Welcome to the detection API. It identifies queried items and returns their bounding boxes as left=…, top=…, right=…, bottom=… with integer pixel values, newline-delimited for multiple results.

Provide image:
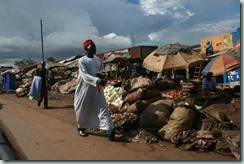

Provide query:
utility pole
left=40, top=19, right=44, bottom=61
left=130, top=33, right=135, bottom=47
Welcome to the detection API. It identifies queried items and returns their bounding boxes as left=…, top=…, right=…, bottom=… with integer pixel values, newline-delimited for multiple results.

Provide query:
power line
left=42, top=24, right=82, bottom=54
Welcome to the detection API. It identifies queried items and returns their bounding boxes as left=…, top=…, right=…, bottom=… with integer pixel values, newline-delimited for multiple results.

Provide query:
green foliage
left=192, top=94, right=208, bottom=106
left=46, top=57, right=56, bottom=62
left=14, top=57, right=37, bottom=68
left=86, top=128, right=107, bottom=137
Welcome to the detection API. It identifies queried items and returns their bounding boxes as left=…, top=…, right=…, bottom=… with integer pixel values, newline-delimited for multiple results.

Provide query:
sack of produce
left=158, top=106, right=196, bottom=141
left=126, top=97, right=161, bottom=114
left=124, top=88, right=161, bottom=105
left=139, top=99, right=173, bottom=129
left=126, top=101, right=147, bottom=114
left=124, top=88, right=145, bottom=104
left=130, top=76, right=154, bottom=91
left=141, top=88, right=161, bottom=100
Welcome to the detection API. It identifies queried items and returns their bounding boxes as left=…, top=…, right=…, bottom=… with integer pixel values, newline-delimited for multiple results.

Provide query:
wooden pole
left=186, top=67, right=189, bottom=82
left=40, top=19, right=44, bottom=61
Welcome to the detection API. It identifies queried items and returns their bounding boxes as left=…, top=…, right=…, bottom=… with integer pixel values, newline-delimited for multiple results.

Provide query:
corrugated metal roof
left=155, top=43, right=191, bottom=55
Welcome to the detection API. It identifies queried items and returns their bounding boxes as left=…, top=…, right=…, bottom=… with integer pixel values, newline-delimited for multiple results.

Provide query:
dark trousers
left=38, top=86, right=48, bottom=107
left=206, top=48, right=213, bottom=55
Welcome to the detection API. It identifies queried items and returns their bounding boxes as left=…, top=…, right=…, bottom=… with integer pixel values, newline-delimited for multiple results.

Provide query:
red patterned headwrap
left=83, top=39, right=94, bottom=48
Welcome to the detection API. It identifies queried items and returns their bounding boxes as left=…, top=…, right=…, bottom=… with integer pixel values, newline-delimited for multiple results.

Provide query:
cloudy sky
left=0, top=0, right=241, bottom=67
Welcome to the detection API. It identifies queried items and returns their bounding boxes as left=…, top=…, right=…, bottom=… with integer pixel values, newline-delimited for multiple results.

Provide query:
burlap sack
left=139, top=99, right=173, bottom=129
left=124, top=88, right=145, bottom=104
left=126, top=97, right=161, bottom=114
left=124, top=88, right=161, bottom=105
left=130, top=76, right=154, bottom=91
left=158, top=106, right=196, bottom=141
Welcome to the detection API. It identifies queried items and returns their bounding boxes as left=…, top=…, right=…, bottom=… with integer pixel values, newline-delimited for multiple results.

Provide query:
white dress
left=74, top=55, right=114, bottom=131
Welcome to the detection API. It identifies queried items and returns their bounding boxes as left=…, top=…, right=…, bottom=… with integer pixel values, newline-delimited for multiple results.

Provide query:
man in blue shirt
left=205, top=41, right=214, bottom=55
left=202, top=72, right=217, bottom=90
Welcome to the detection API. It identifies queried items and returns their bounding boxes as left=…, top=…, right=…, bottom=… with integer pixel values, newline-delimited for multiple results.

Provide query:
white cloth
left=29, top=76, right=42, bottom=99
left=157, top=73, right=163, bottom=79
left=74, top=56, right=114, bottom=131
left=202, top=78, right=217, bottom=89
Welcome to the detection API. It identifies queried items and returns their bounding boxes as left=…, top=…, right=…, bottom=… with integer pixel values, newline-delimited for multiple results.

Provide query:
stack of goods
left=109, top=76, right=164, bottom=134
left=119, top=76, right=161, bottom=114
left=180, top=82, right=194, bottom=91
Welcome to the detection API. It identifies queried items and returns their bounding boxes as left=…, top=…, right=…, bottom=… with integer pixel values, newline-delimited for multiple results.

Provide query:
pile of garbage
left=15, top=66, right=78, bottom=97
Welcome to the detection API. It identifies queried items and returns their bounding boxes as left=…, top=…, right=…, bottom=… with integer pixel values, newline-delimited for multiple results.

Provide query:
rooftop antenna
left=40, top=19, right=44, bottom=61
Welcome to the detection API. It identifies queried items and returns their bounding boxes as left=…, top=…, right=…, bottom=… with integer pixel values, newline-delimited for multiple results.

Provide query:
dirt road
left=0, top=92, right=237, bottom=160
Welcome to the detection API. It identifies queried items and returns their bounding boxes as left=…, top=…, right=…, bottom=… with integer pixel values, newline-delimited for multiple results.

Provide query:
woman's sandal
left=77, top=128, right=89, bottom=137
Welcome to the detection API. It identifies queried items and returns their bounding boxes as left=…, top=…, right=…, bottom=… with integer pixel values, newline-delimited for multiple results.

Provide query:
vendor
left=202, top=72, right=217, bottom=90
left=205, top=41, right=214, bottom=55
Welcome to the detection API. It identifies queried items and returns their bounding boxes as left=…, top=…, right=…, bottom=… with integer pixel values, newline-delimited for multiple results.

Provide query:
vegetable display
left=104, top=85, right=127, bottom=107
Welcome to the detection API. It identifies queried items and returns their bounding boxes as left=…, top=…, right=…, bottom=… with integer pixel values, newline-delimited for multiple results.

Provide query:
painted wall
left=200, top=33, right=233, bottom=55
left=200, top=27, right=240, bottom=55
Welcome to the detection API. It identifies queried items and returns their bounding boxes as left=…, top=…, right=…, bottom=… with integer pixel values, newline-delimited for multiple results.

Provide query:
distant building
left=189, top=44, right=201, bottom=53
left=98, top=45, right=158, bottom=63
left=128, top=45, right=158, bottom=60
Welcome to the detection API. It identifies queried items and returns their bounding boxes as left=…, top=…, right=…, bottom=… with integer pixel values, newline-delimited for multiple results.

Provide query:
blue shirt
left=206, top=43, right=214, bottom=52
left=202, top=78, right=217, bottom=89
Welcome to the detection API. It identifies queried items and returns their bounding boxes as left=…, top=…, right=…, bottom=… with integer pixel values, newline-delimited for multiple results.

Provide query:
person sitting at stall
left=202, top=72, right=217, bottom=91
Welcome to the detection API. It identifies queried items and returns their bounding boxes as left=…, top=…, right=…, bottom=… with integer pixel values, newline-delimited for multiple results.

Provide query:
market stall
left=143, top=43, right=204, bottom=81
left=103, top=49, right=131, bottom=80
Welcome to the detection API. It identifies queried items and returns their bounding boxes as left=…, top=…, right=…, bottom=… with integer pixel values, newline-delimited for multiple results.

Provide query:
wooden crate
left=229, top=81, right=240, bottom=88
left=181, top=82, right=194, bottom=91
left=216, top=83, right=230, bottom=90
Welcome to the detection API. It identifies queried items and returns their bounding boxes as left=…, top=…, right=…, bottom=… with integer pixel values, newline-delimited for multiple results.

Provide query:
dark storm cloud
left=0, top=0, right=240, bottom=67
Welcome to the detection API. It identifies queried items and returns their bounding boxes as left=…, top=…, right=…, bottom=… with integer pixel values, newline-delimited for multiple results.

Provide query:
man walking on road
left=35, top=61, right=49, bottom=109
left=74, top=39, right=122, bottom=141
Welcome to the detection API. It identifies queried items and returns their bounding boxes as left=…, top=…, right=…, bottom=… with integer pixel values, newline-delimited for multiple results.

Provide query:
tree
left=46, top=57, right=56, bottom=62
left=14, top=57, right=37, bottom=68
